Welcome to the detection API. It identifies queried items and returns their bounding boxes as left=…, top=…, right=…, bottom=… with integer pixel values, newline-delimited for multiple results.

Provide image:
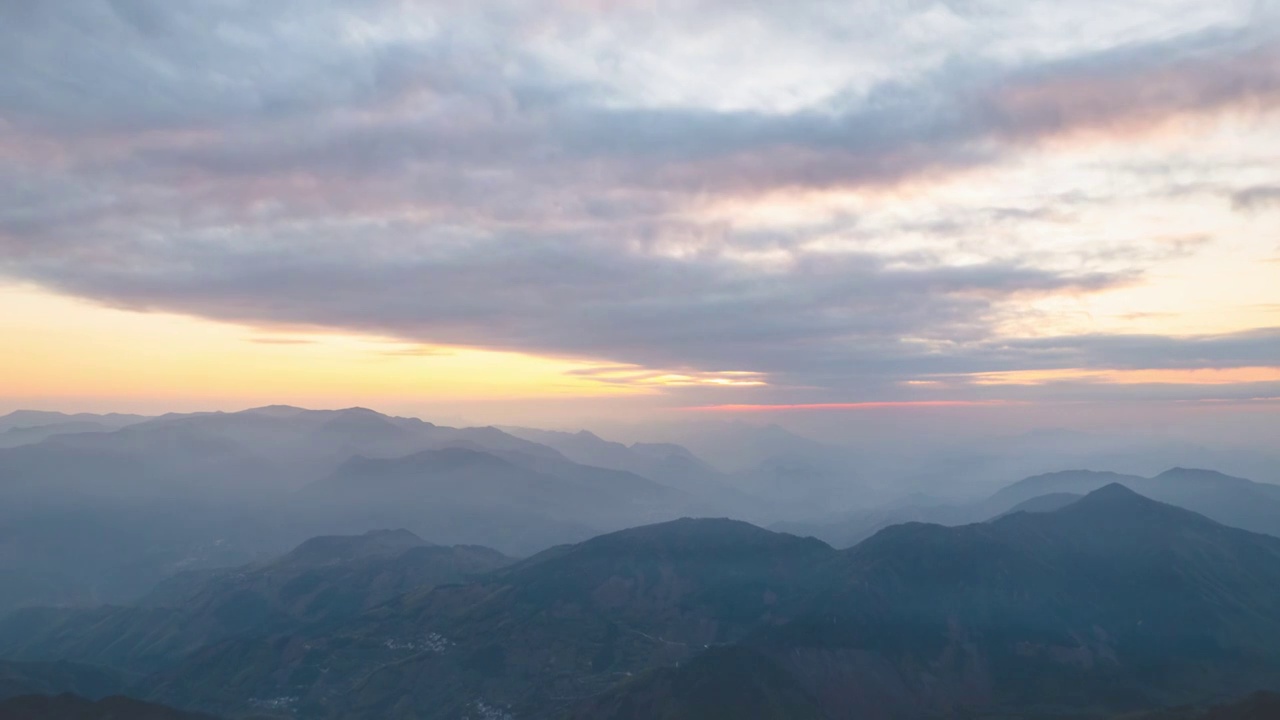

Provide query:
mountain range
left=0, top=530, right=510, bottom=675
left=778, top=467, right=1280, bottom=548
left=5, top=484, right=1280, bottom=718
left=0, top=407, right=726, bottom=612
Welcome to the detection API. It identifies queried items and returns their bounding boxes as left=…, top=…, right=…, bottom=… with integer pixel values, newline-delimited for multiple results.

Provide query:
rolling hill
left=756, top=484, right=1280, bottom=718
left=0, top=530, right=511, bottom=674
left=138, top=518, right=837, bottom=718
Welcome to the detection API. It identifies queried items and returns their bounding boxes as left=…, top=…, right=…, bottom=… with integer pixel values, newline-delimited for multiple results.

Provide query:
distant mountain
left=780, top=467, right=1280, bottom=547
left=0, top=662, right=125, bottom=703
left=297, top=447, right=701, bottom=554
left=0, top=530, right=511, bottom=673
left=619, top=421, right=886, bottom=512
left=0, top=423, right=122, bottom=450
left=756, top=485, right=1280, bottom=718
left=989, top=470, right=1147, bottom=507
left=0, top=411, right=148, bottom=434
left=654, top=422, right=837, bottom=473
left=138, top=518, right=837, bottom=718
left=772, top=502, right=979, bottom=549
left=991, top=468, right=1280, bottom=537
left=0, top=407, right=571, bottom=612
left=498, top=427, right=747, bottom=504
left=0, top=411, right=150, bottom=450
left=0, top=693, right=216, bottom=720
left=0, top=406, right=568, bottom=500
left=991, top=492, right=1083, bottom=518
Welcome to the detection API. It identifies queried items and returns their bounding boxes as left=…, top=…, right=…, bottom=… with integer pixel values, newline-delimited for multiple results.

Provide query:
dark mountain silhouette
left=0, top=693, right=216, bottom=720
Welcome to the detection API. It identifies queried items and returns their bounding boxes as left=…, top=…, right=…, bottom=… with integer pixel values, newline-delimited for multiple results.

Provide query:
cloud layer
left=2, top=0, right=1278, bottom=403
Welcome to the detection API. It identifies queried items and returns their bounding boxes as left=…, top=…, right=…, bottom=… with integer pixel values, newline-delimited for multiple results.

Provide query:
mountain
left=0, top=662, right=125, bottom=703
left=989, top=470, right=1147, bottom=508
left=0, top=693, right=217, bottom=720
left=566, top=645, right=825, bottom=720
left=0, top=530, right=512, bottom=674
left=781, top=466, right=1280, bottom=548
left=248, top=528, right=431, bottom=569
left=991, top=492, right=1083, bottom=518
left=0, top=407, right=570, bottom=612
left=991, top=468, right=1280, bottom=537
left=297, top=447, right=701, bottom=554
left=772, top=501, right=979, bottom=549
left=137, top=518, right=837, bottom=718
left=651, top=422, right=836, bottom=474
left=754, top=484, right=1280, bottom=718
left=0, top=406, right=568, bottom=500
left=0, top=423, right=129, bottom=450
left=498, top=427, right=745, bottom=503
left=627, top=421, right=886, bottom=513
left=0, top=411, right=147, bottom=435
left=142, top=489, right=1280, bottom=719
left=137, top=529, right=508, bottom=621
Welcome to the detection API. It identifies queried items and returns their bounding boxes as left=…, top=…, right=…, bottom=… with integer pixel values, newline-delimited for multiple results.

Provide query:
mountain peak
left=1078, top=482, right=1143, bottom=502
left=278, top=528, right=431, bottom=567
left=1056, top=482, right=1206, bottom=526
left=239, top=404, right=308, bottom=416
left=577, top=517, right=828, bottom=556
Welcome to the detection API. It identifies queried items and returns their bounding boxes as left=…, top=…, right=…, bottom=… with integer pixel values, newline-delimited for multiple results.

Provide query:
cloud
left=0, top=1, right=1277, bottom=403
left=1232, top=185, right=1280, bottom=211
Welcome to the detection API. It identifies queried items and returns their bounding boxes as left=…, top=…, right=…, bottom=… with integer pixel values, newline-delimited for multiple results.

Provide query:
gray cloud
left=1, top=1, right=1278, bottom=401
left=1232, top=185, right=1280, bottom=211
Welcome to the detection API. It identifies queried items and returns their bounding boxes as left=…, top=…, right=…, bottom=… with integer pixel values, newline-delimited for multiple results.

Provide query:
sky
left=1, top=0, right=1278, bottom=430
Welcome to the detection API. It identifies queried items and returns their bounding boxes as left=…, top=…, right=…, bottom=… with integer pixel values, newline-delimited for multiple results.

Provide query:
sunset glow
left=0, top=0, right=1276, bottom=424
